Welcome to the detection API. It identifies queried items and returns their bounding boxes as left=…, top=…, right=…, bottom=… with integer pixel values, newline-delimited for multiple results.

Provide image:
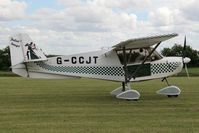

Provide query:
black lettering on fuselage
left=57, top=57, right=62, bottom=64
left=86, top=57, right=91, bottom=64
left=93, top=56, right=98, bottom=64
left=71, top=57, right=77, bottom=64
left=64, top=59, right=69, bottom=62
left=79, top=56, right=84, bottom=64
left=70, top=56, right=98, bottom=64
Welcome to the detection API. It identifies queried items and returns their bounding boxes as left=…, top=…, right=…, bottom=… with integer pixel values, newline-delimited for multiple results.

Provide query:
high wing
left=112, top=33, right=178, bottom=49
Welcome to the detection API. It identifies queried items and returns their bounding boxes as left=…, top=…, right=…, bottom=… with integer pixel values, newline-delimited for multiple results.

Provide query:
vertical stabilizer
left=9, top=34, right=24, bottom=66
left=9, top=33, right=47, bottom=77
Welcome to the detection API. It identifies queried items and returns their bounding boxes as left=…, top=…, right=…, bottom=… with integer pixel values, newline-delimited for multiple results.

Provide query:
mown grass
left=0, top=77, right=199, bottom=133
left=0, top=71, right=18, bottom=77
left=175, top=67, right=199, bottom=77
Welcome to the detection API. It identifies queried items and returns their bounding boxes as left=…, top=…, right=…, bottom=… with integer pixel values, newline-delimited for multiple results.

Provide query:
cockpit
left=116, top=47, right=162, bottom=65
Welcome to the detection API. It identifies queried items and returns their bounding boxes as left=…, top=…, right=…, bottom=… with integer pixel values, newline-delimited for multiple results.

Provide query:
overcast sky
left=0, top=0, right=199, bottom=55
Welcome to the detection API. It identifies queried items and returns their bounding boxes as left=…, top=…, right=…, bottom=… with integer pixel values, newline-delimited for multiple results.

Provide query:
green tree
left=161, top=44, right=199, bottom=67
left=0, top=46, right=58, bottom=71
left=0, top=46, right=11, bottom=71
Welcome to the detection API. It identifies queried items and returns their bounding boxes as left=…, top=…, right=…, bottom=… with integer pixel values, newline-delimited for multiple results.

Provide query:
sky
left=0, top=0, right=199, bottom=55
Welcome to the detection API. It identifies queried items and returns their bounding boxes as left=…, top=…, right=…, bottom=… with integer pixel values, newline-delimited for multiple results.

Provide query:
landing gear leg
left=110, top=46, right=140, bottom=100
left=111, top=82, right=140, bottom=100
left=162, top=77, right=170, bottom=86
left=122, top=82, right=125, bottom=92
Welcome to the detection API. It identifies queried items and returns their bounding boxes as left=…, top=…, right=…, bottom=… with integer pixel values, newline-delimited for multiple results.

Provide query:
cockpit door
left=127, top=63, right=151, bottom=78
left=116, top=47, right=162, bottom=78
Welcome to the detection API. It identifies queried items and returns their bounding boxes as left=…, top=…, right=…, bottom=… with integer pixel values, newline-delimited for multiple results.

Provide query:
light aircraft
left=9, top=33, right=191, bottom=100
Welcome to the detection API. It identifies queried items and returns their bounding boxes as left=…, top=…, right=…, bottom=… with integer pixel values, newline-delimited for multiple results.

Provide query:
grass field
left=0, top=76, right=199, bottom=133
left=176, top=67, right=199, bottom=77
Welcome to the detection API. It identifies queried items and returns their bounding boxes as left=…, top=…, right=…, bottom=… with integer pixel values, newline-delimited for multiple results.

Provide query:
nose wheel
left=157, top=77, right=181, bottom=97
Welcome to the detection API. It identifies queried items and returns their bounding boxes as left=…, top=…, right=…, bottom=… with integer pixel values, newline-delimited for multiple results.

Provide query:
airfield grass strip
left=0, top=71, right=18, bottom=77
left=0, top=77, right=199, bottom=133
left=174, top=67, right=199, bottom=77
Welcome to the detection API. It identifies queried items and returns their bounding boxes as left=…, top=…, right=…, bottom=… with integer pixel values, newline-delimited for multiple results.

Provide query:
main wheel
left=167, top=95, right=178, bottom=98
left=126, top=99, right=138, bottom=101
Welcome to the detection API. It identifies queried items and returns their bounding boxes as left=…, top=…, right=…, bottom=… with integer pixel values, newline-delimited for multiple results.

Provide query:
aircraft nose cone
left=183, top=57, right=191, bottom=64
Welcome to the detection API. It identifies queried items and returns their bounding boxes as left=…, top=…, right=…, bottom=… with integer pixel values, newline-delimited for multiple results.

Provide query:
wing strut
left=130, top=42, right=161, bottom=80
left=122, top=46, right=129, bottom=91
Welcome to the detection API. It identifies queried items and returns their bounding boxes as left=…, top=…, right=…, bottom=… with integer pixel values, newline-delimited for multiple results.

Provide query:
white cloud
left=58, top=0, right=84, bottom=7
left=147, top=6, right=194, bottom=34
left=0, top=22, right=12, bottom=48
left=107, top=0, right=152, bottom=10
left=181, top=0, right=199, bottom=21
left=0, top=0, right=27, bottom=21
left=25, top=0, right=141, bottom=55
left=29, top=1, right=138, bottom=33
left=1, top=0, right=199, bottom=55
left=29, top=8, right=66, bottom=20
left=148, top=7, right=183, bottom=27
left=58, top=0, right=152, bottom=11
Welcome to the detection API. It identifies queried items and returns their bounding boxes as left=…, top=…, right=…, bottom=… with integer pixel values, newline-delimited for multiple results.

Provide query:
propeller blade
left=182, top=36, right=190, bottom=79
left=183, top=36, right=186, bottom=58
left=184, top=64, right=190, bottom=79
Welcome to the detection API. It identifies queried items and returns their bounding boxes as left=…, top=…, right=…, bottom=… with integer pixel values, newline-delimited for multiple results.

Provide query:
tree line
left=0, top=44, right=199, bottom=71
left=161, top=44, right=199, bottom=67
left=0, top=46, right=10, bottom=71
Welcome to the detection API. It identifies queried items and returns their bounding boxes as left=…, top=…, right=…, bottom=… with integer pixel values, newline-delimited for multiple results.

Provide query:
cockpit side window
left=150, top=49, right=163, bottom=61
left=116, top=47, right=162, bottom=65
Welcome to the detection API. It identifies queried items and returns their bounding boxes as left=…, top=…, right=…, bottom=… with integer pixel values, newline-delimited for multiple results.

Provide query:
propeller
left=182, top=36, right=191, bottom=78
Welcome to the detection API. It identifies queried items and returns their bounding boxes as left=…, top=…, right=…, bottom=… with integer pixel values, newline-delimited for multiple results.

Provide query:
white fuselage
left=26, top=49, right=183, bottom=82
